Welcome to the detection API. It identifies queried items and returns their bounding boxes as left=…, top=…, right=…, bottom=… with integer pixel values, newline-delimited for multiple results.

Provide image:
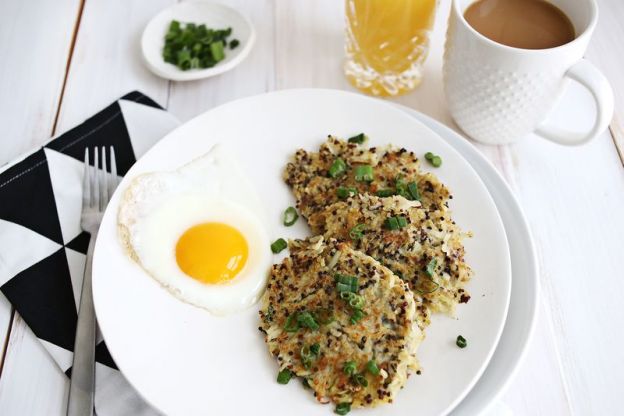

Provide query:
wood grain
left=0, top=0, right=623, bottom=415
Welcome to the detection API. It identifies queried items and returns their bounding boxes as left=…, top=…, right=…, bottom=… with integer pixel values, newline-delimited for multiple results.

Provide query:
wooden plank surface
left=1, top=0, right=623, bottom=415
left=0, top=0, right=82, bottom=397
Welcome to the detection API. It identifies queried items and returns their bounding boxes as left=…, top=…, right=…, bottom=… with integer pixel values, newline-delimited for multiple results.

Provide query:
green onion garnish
left=229, top=39, right=240, bottom=49
left=283, top=314, right=299, bottom=332
left=354, top=165, right=374, bottom=182
left=297, top=311, right=320, bottom=330
left=335, top=403, right=351, bottom=415
left=395, top=176, right=409, bottom=199
left=456, top=335, right=467, bottom=348
left=283, top=206, right=298, bottom=226
left=340, top=292, right=365, bottom=309
left=425, top=258, right=437, bottom=277
left=385, top=216, right=399, bottom=230
left=366, top=360, right=380, bottom=375
left=271, top=238, right=287, bottom=253
left=277, top=369, right=293, bottom=384
left=397, top=216, right=408, bottom=228
left=425, top=152, right=442, bottom=167
left=310, top=343, right=321, bottom=355
left=347, top=133, right=368, bottom=144
left=352, top=373, right=368, bottom=387
left=349, top=224, right=366, bottom=240
left=350, top=308, right=366, bottom=324
left=415, top=278, right=440, bottom=294
left=407, top=181, right=421, bottom=201
left=337, top=186, right=358, bottom=199
left=343, top=361, right=357, bottom=376
left=376, top=188, right=395, bottom=197
left=301, top=345, right=314, bottom=369
left=163, top=21, right=234, bottom=70
left=335, top=274, right=358, bottom=293
left=329, top=157, right=347, bottom=178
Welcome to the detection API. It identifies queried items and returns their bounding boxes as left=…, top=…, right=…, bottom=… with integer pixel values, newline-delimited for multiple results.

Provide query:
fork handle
left=67, top=232, right=97, bottom=416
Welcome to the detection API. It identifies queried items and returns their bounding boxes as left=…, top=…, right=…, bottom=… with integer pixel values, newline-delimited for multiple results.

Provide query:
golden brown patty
left=259, top=237, right=425, bottom=408
left=284, top=136, right=450, bottom=233
left=309, top=194, right=473, bottom=315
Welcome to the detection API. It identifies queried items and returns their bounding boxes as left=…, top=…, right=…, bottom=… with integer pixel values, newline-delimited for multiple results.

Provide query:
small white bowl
left=141, top=1, right=255, bottom=81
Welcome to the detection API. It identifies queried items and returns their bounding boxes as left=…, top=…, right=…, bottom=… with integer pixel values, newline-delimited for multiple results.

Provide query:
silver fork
left=67, top=146, right=118, bottom=416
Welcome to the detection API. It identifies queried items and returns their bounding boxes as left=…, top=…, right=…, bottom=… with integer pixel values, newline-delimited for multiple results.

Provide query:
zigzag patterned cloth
left=0, top=91, right=178, bottom=415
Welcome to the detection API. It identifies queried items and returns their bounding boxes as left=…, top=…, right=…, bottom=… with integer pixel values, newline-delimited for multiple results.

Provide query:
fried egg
left=117, top=145, right=271, bottom=315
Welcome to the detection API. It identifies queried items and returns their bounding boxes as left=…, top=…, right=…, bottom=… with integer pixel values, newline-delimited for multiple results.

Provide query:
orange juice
left=345, top=0, right=437, bottom=96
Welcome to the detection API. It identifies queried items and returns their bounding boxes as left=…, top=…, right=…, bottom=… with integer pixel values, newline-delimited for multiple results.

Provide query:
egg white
left=117, top=145, right=271, bottom=315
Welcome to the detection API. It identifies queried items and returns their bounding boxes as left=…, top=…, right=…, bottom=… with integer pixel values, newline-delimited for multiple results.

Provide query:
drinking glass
left=345, top=0, right=437, bottom=97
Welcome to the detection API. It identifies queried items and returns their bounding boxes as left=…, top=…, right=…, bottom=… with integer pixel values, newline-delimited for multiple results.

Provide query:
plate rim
left=399, top=106, right=540, bottom=415
left=93, top=88, right=514, bottom=415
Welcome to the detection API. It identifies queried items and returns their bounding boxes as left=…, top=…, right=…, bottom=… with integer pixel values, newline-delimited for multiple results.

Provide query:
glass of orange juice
left=344, top=0, right=437, bottom=97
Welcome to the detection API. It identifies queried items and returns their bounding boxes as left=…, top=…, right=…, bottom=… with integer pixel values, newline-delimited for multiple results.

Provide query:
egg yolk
left=175, top=223, right=248, bottom=284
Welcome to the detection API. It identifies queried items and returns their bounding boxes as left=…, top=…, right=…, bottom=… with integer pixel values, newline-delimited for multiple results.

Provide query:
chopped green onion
left=407, top=181, right=421, bottom=201
left=297, top=311, right=319, bottom=330
left=349, top=223, right=366, bottom=240
left=352, top=373, right=368, bottom=387
left=350, top=308, right=366, bottom=324
left=376, top=188, right=395, bottom=197
left=456, top=335, right=467, bottom=348
left=366, top=360, right=380, bottom=375
left=341, top=292, right=365, bottom=309
left=415, top=278, right=440, bottom=294
left=425, top=258, right=437, bottom=277
left=425, top=152, right=434, bottom=161
left=210, top=41, right=225, bottom=61
left=329, top=157, right=347, bottom=178
left=354, top=165, right=374, bottom=182
left=277, top=369, right=293, bottom=384
left=335, top=274, right=358, bottom=293
left=395, top=176, right=409, bottom=199
left=283, top=314, right=299, bottom=332
left=385, top=216, right=399, bottom=230
left=384, top=216, right=407, bottom=230
left=163, top=21, right=234, bottom=71
left=301, top=343, right=320, bottom=369
left=397, top=216, right=408, bottom=228
left=271, top=238, right=287, bottom=253
left=229, top=39, right=240, bottom=49
left=337, top=186, right=358, bottom=199
left=335, top=403, right=351, bottom=415
left=431, top=155, right=442, bottom=167
left=313, top=307, right=334, bottom=324
left=343, top=361, right=357, bottom=375
left=283, top=207, right=298, bottom=226
left=347, top=133, right=368, bottom=144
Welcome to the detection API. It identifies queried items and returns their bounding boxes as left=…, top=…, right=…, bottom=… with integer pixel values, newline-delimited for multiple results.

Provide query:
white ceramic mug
left=443, top=0, right=614, bottom=146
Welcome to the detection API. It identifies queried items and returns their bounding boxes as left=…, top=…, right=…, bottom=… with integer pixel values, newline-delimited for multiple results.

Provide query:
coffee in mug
left=443, top=0, right=614, bottom=146
left=464, top=0, right=575, bottom=50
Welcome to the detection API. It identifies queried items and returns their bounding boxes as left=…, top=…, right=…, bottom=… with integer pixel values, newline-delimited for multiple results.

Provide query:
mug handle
left=536, top=59, right=614, bottom=146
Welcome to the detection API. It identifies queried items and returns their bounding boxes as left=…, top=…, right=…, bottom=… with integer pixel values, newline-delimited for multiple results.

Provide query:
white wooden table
left=1, top=1, right=623, bottom=414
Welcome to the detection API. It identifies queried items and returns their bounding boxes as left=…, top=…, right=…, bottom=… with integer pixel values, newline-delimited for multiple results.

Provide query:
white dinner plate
left=93, top=89, right=511, bottom=416
left=400, top=107, right=539, bottom=416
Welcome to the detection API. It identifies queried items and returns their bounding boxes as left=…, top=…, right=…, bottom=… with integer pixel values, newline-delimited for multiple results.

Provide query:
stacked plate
left=93, top=89, right=538, bottom=415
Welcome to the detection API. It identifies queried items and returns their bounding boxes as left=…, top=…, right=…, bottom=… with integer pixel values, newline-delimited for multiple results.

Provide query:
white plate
left=400, top=108, right=539, bottom=416
left=141, top=1, right=255, bottom=81
left=92, top=89, right=511, bottom=416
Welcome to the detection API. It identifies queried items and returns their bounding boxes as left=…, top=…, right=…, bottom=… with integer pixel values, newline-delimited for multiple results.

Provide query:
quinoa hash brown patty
left=259, top=237, right=425, bottom=408
left=310, top=194, right=473, bottom=315
left=284, top=136, right=450, bottom=233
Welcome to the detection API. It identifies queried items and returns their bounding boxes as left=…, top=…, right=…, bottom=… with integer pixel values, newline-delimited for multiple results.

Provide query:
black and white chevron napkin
left=0, top=91, right=179, bottom=415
